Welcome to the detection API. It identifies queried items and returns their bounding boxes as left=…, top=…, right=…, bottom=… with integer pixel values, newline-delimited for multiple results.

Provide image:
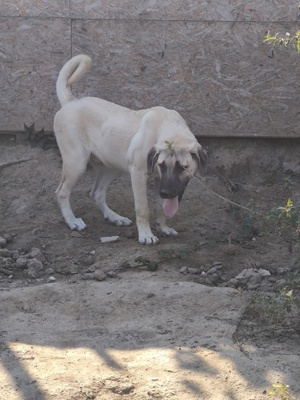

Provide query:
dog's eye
left=158, top=161, right=166, bottom=170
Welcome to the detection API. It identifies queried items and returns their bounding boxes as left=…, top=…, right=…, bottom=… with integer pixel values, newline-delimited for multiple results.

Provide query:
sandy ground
left=0, top=137, right=300, bottom=399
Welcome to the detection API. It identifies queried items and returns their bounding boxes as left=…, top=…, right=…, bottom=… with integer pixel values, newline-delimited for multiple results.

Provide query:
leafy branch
left=264, top=31, right=300, bottom=53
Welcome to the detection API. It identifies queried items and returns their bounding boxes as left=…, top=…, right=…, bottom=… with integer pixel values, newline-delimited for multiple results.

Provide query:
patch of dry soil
left=0, top=137, right=300, bottom=399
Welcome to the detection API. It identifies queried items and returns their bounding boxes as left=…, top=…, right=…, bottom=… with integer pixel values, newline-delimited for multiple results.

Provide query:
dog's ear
left=191, top=144, right=208, bottom=172
left=147, top=147, right=159, bottom=175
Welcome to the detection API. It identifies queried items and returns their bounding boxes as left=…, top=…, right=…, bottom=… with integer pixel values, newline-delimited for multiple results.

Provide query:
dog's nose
left=160, top=189, right=176, bottom=199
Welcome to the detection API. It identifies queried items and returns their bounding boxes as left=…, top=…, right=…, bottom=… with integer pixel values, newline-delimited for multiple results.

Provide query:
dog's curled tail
left=56, top=54, right=92, bottom=107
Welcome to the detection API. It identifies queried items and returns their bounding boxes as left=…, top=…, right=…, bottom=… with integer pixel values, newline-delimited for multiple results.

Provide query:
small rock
left=29, top=247, right=45, bottom=261
left=3, top=234, right=13, bottom=242
left=55, top=260, right=78, bottom=274
left=106, top=270, right=118, bottom=278
left=1, top=257, right=13, bottom=268
left=0, top=249, right=12, bottom=257
left=100, top=236, right=120, bottom=244
left=83, top=255, right=96, bottom=266
left=224, top=244, right=237, bottom=256
left=47, top=276, right=57, bottom=282
left=227, top=278, right=239, bottom=288
left=27, top=258, right=44, bottom=278
left=234, top=267, right=270, bottom=290
left=16, top=257, right=28, bottom=269
left=258, top=268, right=271, bottom=277
left=0, top=237, right=7, bottom=248
left=207, top=266, right=216, bottom=274
left=81, top=272, right=95, bottom=280
left=188, top=267, right=200, bottom=274
left=207, top=273, right=220, bottom=284
left=247, top=283, right=259, bottom=290
left=12, top=252, right=20, bottom=260
left=45, top=267, right=55, bottom=274
left=179, top=266, right=199, bottom=274
left=248, top=274, right=262, bottom=287
left=94, top=270, right=106, bottom=281
left=235, top=268, right=257, bottom=280
left=179, top=266, right=188, bottom=274
left=213, top=261, right=223, bottom=267
left=27, top=257, right=43, bottom=269
left=85, top=265, right=96, bottom=273
left=147, top=261, right=158, bottom=271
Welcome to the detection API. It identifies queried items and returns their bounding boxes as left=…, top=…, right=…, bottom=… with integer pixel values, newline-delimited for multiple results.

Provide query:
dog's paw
left=115, top=217, right=133, bottom=227
left=104, top=211, right=133, bottom=227
left=138, top=234, right=159, bottom=245
left=68, top=218, right=87, bottom=231
left=157, top=225, right=178, bottom=237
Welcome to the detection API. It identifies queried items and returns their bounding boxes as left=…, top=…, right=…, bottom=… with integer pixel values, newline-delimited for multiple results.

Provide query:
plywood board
left=0, top=1, right=299, bottom=136
left=0, top=17, right=71, bottom=131
left=72, top=19, right=300, bottom=137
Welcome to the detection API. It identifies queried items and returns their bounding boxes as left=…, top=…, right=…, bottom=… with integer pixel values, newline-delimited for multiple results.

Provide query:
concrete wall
left=0, top=1, right=299, bottom=137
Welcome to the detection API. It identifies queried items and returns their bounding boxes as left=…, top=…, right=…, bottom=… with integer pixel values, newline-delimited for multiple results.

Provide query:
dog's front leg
left=130, top=169, right=159, bottom=245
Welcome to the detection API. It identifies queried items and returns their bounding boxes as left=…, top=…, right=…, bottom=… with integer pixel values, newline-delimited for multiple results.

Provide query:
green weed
left=265, top=30, right=300, bottom=53
left=268, top=383, right=297, bottom=400
left=21, top=123, right=57, bottom=150
left=265, top=199, right=300, bottom=247
left=253, top=288, right=299, bottom=323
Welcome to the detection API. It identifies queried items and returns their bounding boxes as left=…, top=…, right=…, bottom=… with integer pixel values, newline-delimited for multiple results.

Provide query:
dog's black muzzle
left=159, top=176, right=190, bottom=202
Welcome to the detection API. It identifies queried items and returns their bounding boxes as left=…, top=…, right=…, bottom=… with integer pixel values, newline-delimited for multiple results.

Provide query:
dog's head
left=147, top=141, right=207, bottom=203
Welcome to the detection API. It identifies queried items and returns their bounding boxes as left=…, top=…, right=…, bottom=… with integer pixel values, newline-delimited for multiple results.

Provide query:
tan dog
left=54, top=54, right=207, bottom=245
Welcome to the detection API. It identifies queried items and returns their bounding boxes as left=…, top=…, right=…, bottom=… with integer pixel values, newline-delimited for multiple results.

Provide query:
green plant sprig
left=264, top=31, right=300, bottom=53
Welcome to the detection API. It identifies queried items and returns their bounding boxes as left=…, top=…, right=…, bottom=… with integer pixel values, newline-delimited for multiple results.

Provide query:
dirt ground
left=0, top=135, right=300, bottom=399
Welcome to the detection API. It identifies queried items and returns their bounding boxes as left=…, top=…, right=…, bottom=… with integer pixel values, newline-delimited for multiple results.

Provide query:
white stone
left=100, top=236, right=120, bottom=243
left=258, top=268, right=271, bottom=277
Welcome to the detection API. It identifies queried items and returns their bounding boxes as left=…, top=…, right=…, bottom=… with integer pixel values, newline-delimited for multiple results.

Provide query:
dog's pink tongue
left=163, top=196, right=179, bottom=218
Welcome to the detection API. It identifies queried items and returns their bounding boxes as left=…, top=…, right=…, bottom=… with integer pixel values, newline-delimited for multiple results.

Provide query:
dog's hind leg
left=56, top=159, right=88, bottom=231
left=91, top=167, right=133, bottom=227
left=153, top=177, right=178, bottom=237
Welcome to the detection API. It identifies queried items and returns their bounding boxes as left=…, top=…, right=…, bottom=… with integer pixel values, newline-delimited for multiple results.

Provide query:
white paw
left=68, top=218, right=86, bottom=231
left=105, top=211, right=133, bottom=227
left=138, top=233, right=159, bottom=245
left=115, top=217, right=133, bottom=227
left=157, top=225, right=178, bottom=237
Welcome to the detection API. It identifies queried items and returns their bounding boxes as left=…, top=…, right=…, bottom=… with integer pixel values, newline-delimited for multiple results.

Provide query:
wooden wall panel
left=70, top=0, right=296, bottom=21
left=0, top=17, right=71, bottom=131
left=72, top=19, right=300, bottom=137
left=0, top=0, right=69, bottom=17
left=0, top=1, right=299, bottom=136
